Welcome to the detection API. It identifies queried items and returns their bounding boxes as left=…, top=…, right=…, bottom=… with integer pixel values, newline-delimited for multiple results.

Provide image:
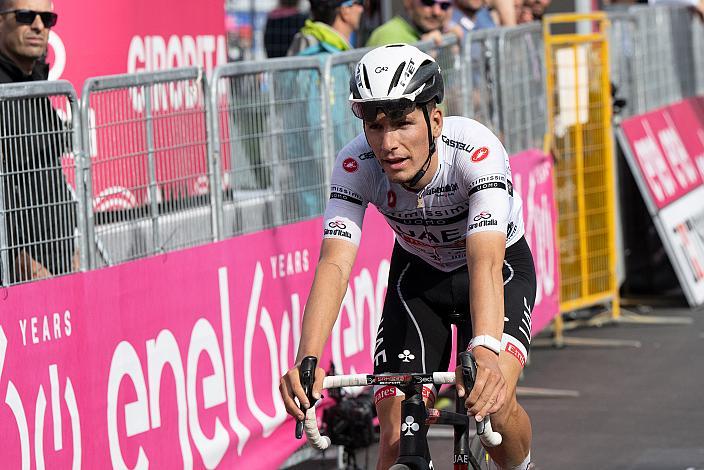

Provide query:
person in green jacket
left=287, top=0, right=364, bottom=56
left=366, top=0, right=456, bottom=46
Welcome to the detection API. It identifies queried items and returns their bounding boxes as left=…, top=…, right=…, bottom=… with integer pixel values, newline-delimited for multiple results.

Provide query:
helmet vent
left=387, top=61, right=406, bottom=95
left=362, top=65, right=371, bottom=91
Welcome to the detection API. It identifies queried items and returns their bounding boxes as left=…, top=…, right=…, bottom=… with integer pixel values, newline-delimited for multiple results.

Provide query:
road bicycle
left=294, top=322, right=502, bottom=470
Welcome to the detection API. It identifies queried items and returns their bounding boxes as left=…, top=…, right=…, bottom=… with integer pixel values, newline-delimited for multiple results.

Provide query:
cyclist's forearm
left=468, top=260, right=505, bottom=341
left=295, top=258, right=352, bottom=362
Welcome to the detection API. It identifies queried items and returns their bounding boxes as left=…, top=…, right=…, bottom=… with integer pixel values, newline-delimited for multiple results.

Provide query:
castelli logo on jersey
left=343, top=158, right=359, bottom=173
left=387, top=190, right=397, bottom=208
left=471, top=147, right=489, bottom=162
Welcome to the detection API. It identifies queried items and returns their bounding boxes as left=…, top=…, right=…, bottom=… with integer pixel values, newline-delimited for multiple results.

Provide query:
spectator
left=264, top=0, right=308, bottom=58
left=515, top=0, right=533, bottom=23
left=0, top=0, right=77, bottom=283
left=451, top=0, right=496, bottom=32
left=523, top=0, right=550, bottom=21
left=287, top=0, right=364, bottom=55
left=365, top=0, right=455, bottom=46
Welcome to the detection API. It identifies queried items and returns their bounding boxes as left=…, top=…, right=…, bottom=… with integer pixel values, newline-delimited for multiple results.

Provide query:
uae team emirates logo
left=343, top=158, right=359, bottom=173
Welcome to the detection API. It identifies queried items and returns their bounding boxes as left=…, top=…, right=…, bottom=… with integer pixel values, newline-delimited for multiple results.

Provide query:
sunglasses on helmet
left=0, top=9, right=58, bottom=28
left=341, top=0, right=364, bottom=6
left=419, top=0, right=452, bottom=10
left=351, top=98, right=418, bottom=122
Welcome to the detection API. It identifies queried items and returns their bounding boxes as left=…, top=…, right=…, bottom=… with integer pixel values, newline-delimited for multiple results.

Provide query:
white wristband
left=468, top=335, right=502, bottom=355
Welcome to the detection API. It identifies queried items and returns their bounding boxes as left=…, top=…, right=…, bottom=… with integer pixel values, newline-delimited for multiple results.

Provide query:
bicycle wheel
left=469, top=434, right=497, bottom=470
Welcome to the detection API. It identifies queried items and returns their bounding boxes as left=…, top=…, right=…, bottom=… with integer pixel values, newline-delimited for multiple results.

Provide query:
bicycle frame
left=296, top=321, right=501, bottom=470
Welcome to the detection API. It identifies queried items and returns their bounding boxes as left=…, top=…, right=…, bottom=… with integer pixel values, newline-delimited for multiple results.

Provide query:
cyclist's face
left=363, top=106, right=443, bottom=186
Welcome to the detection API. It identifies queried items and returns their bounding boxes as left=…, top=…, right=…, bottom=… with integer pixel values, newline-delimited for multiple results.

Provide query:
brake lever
left=295, top=356, right=318, bottom=439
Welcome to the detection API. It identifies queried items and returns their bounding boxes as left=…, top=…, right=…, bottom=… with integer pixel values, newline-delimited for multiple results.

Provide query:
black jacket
left=0, top=53, right=76, bottom=282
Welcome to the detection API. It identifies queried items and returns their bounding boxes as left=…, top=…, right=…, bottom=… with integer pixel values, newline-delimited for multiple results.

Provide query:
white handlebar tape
left=479, top=418, right=502, bottom=447
left=322, top=374, right=369, bottom=388
left=303, top=406, right=331, bottom=450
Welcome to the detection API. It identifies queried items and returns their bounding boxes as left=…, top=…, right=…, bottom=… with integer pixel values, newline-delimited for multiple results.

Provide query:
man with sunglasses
left=366, top=0, right=455, bottom=47
left=0, top=0, right=77, bottom=283
left=287, top=0, right=364, bottom=55
left=281, top=44, right=536, bottom=470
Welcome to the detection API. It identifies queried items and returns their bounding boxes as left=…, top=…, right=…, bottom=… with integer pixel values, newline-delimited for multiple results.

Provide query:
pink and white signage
left=0, top=210, right=393, bottom=469
left=618, top=97, right=704, bottom=306
left=620, top=99, right=704, bottom=210
left=511, top=149, right=561, bottom=334
left=47, top=0, right=227, bottom=88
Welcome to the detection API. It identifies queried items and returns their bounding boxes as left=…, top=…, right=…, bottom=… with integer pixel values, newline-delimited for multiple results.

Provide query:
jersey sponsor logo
left=385, top=207, right=469, bottom=226
left=471, top=146, right=490, bottom=162
left=374, top=386, right=397, bottom=404
left=387, top=190, right=397, bottom=208
left=425, top=182, right=459, bottom=196
left=324, top=220, right=352, bottom=238
left=357, top=150, right=376, bottom=160
left=468, top=180, right=507, bottom=197
left=375, top=66, right=388, bottom=73
left=394, top=225, right=465, bottom=244
left=441, top=135, right=475, bottom=153
left=468, top=218, right=498, bottom=231
left=505, top=341, right=526, bottom=367
left=473, top=211, right=492, bottom=221
left=330, top=191, right=363, bottom=206
left=343, top=157, right=359, bottom=172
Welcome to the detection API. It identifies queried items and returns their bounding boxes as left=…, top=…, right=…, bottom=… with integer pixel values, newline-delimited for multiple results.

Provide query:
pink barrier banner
left=619, top=97, right=704, bottom=306
left=510, top=149, right=561, bottom=334
left=0, top=210, right=393, bottom=469
left=620, top=98, right=704, bottom=210
left=47, top=0, right=227, bottom=88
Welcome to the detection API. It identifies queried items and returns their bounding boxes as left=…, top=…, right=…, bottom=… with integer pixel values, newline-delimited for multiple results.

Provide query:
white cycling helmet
left=349, top=44, right=445, bottom=188
left=349, top=44, right=444, bottom=122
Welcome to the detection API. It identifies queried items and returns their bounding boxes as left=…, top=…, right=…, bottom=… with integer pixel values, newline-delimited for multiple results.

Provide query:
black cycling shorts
left=372, top=236, right=536, bottom=404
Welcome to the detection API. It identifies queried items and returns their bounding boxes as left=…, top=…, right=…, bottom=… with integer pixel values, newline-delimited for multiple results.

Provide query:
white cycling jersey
left=323, top=116, right=525, bottom=271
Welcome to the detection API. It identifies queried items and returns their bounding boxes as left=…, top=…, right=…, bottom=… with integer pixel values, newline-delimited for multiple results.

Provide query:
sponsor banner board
left=48, top=0, right=227, bottom=87
left=618, top=97, right=704, bottom=306
left=510, top=149, right=561, bottom=334
left=0, top=210, right=392, bottom=469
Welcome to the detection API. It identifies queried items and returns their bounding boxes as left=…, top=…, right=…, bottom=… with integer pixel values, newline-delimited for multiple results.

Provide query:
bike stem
left=395, top=384, right=433, bottom=470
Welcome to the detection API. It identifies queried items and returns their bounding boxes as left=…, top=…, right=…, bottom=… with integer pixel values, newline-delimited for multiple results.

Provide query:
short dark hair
left=309, top=0, right=341, bottom=25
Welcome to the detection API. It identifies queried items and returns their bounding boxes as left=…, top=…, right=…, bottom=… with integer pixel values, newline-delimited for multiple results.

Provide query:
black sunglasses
left=351, top=98, right=417, bottom=122
left=0, top=9, right=58, bottom=28
left=419, top=0, right=452, bottom=10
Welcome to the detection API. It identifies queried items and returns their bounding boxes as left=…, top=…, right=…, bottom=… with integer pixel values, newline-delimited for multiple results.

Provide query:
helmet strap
left=403, top=104, right=435, bottom=190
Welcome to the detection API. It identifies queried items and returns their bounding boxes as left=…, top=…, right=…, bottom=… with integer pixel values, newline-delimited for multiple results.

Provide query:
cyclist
left=280, top=44, right=536, bottom=470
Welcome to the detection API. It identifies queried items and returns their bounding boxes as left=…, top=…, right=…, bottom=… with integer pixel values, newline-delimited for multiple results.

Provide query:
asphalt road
left=288, top=301, right=704, bottom=470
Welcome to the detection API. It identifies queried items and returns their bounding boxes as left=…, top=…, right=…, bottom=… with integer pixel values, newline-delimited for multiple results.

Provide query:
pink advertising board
left=620, top=99, right=704, bottom=210
left=47, top=0, right=227, bottom=88
left=618, top=97, right=704, bottom=306
left=510, top=149, right=561, bottom=334
left=0, top=210, right=393, bottom=469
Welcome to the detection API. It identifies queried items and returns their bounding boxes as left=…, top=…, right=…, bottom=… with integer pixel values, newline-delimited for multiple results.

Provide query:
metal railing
left=81, top=68, right=213, bottom=268
left=0, top=4, right=702, bottom=286
left=0, top=80, right=86, bottom=285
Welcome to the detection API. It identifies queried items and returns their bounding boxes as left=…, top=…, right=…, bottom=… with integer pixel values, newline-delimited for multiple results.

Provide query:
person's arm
left=280, top=237, right=359, bottom=420
left=488, top=0, right=516, bottom=26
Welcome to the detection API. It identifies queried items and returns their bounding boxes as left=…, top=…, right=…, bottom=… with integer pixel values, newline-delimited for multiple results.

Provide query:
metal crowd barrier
left=1, top=5, right=703, bottom=287
left=81, top=67, right=214, bottom=268
left=209, top=57, right=331, bottom=239
left=0, top=80, right=86, bottom=286
left=497, top=22, right=547, bottom=154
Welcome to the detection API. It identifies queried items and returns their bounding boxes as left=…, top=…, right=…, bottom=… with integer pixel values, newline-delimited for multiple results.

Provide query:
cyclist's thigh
left=500, top=236, right=537, bottom=371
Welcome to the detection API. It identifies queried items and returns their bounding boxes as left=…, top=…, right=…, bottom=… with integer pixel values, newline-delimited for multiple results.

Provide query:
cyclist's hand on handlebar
left=455, top=347, right=506, bottom=422
left=279, top=365, right=326, bottom=420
